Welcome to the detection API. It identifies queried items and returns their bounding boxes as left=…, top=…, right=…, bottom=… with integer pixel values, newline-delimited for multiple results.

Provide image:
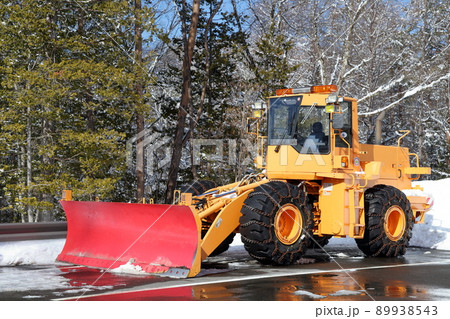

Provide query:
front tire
left=239, top=181, right=313, bottom=265
left=356, top=185, right=413, bottom=257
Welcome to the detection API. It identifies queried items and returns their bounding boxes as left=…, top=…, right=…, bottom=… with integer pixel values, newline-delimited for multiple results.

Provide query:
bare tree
left=135, top=0, right=146, bottom=203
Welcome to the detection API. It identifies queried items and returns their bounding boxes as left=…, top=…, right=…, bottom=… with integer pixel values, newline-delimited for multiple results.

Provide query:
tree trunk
left=135, top=0, right=145, bottom=203
left=40, top=115, right=53, bottom=222
left=165, top=0, right=201, bottom=204
left=26, top=105, right=33, bottom=222
left=78, top=6, right=96, bottom=132
left=188, top=0, right=222, bottom=181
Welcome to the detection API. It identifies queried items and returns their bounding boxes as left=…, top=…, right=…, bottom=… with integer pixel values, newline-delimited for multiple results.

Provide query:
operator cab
left=268, top=85, right=352, bottom=155
left=263, top=85, right=357, bottom=178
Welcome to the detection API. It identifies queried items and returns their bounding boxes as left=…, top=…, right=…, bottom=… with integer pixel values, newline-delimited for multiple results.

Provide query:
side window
left=334, top=101, right=352, bottom=148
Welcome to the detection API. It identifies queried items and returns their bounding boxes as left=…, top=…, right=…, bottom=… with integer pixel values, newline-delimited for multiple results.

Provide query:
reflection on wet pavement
left=1, top=246, right=450, bottom=301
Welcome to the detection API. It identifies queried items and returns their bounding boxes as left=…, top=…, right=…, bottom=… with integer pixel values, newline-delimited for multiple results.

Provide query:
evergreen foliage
left=0, top=0, right=156, bottom=221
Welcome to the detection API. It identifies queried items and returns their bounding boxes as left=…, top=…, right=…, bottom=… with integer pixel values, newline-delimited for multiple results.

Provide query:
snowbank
left=0, top=178, right=448, bottom=267
left=409, top=178, right=450, bottom=250
left=0, top=239, right=65, bottom=266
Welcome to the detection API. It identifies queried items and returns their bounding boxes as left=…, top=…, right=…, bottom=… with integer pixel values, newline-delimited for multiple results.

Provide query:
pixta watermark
left=126, top=130, right=330, bottom=175
left=126, top=130, right=258, bottom=176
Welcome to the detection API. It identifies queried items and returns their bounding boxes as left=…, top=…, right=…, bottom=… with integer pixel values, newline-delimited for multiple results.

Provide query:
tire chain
left=356, top=184, right=413, bottom=257
left=239, top=181, right=313, bottom=265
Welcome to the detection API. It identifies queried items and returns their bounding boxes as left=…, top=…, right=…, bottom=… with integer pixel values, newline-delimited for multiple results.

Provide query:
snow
left=0, top=266, right=70, bottom=292
left=329, top=289, right=366, bottom=296
left=110, top=259, right=147, bottom=275
left=293, top=289, right=366, bottom=299
left=0, top=178, right=448, bottom=269
left=293, top=289, right=327, bottom=299
left=409, top=178, right=450, bottom=250
left=359, top=72, right=450, bottom=116
left=0, top=239, right=65, bottom=266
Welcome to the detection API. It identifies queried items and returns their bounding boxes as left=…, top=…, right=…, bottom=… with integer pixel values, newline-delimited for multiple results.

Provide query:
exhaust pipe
left=375, top=111, right=386, bottom=145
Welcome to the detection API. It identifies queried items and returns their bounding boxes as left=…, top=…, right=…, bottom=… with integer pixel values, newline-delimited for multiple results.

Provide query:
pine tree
left=0, top=0, right=157, bottom=221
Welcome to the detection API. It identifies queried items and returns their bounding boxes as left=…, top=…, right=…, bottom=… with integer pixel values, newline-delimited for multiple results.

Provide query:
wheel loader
left=57, top=84, right=432, bottom=278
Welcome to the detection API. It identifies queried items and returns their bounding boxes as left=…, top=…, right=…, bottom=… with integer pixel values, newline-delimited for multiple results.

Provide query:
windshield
left=268, top=96, right=330, bottom=154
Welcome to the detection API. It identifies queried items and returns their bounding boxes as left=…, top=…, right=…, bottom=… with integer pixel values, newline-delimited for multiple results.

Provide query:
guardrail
left=0, top=222, right=67, bottom=242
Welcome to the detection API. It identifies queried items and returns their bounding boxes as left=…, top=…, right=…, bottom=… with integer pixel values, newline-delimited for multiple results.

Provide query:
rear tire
left=239, top=181, right=313, bottom=265
left=356, top=185, right=413, bottom=257
left=308, top=235, right=332, bottom=249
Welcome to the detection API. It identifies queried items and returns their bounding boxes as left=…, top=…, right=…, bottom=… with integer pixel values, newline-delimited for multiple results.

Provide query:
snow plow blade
left=57, top=201, right=201, bottom=278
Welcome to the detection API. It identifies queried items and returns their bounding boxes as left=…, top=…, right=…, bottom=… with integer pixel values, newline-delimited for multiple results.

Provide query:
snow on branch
left=432, top=169, right=450, bottom=178
left=358, top=72, right=450, bottom=117
left=343, top=58, right=371, bottom=79
left=357, top=75, right=404, bottom=104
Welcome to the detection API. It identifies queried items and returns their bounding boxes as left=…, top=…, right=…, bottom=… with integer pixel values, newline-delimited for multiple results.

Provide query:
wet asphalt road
left=1, top=245, right=450, bottom=301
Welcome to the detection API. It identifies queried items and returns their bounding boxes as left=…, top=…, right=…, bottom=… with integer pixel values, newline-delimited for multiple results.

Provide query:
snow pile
left=0, top=239, right=65, bottom=266
left=110, top=259, right=147, bottom=275
left=409, top=178, right=450, bottom=250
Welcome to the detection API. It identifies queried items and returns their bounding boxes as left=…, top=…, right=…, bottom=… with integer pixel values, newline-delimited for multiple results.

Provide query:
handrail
left=397, top=130, right=410, bottom=147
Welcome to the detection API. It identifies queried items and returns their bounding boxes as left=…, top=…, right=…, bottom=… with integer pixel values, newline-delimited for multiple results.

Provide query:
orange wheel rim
left=274, top=204, right=302, bottom=245
left=384, top=205, right=406, bottom=241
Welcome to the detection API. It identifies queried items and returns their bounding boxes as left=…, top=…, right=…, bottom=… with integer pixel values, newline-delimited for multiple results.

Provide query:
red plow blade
left=57, top=201, right=201, bottom=278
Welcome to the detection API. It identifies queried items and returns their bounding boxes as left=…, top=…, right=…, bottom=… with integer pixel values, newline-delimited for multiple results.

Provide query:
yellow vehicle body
left=180, top=86, right=431, bottom=276
left=58, top=85, right=432, bottom=278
